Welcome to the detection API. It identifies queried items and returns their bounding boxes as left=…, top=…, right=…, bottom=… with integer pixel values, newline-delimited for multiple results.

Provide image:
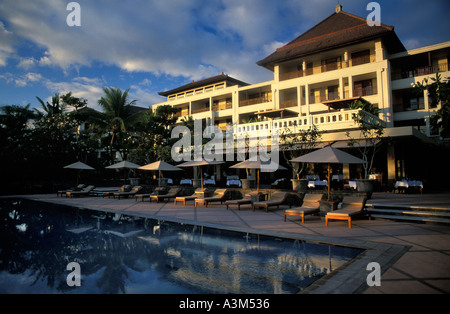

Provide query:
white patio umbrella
left=177, top=159, right=224, bottom=190
left=64, top=161, right=95, bottom=185
left=138, top=160, right=182, bottom=187
left=230, top=156, right=287, bottom=192
left=290, top=146, right=365, bottom=200
left=106, top=160, right=141, bottom=183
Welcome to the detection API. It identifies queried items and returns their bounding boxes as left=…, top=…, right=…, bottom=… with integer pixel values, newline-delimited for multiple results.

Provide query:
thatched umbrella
left=230, top=156, right=287, bottom=192
left=138, top=161, right=182, bottom=187
left=177, top=159, right=224, bottom=190
left=106, top=160, right=141, bottom=184
left=64, top=161, right=95, bottom=185
left=291, top=146, right=365, bottom=200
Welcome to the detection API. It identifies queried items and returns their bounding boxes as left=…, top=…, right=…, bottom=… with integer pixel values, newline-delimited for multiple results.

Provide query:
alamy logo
left=66, top=262, right=81, bottom=287
left=66, top=2, right=81, bottom=27
left=366, top=2, right=381, bottom=27
left=366, top=262, right=381, bottom=287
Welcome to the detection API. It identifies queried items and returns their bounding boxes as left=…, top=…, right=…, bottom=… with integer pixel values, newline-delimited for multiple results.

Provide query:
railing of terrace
left=233, top=109, right=384, bottom=138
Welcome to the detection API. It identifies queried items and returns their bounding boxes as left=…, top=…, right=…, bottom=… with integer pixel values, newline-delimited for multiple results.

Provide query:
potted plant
left=280, top=125, right=321, bottom=191
left=346, top=100, right=384, bottom=193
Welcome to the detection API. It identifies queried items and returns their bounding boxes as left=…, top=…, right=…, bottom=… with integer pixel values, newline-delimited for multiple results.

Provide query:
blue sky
left=1, top=0, right=449, bottom=111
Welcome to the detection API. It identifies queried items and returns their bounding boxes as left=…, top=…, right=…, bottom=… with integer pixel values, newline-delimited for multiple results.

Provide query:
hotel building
left=152, top=5, right=450, bottom=189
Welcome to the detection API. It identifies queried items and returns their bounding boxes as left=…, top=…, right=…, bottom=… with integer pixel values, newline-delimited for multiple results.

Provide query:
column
left=387, top=144, right=396, bottom=181
left=339, top=77, right=344, bottom=99
left=348, top=76, right=354, bottom=98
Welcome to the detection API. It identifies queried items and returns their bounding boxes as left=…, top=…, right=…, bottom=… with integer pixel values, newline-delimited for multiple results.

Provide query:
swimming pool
left=0, top=198, right=364, bottom=294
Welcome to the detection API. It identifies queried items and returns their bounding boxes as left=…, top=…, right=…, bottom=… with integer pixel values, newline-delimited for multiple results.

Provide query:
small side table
left=318, top=200, right=339, bottom=215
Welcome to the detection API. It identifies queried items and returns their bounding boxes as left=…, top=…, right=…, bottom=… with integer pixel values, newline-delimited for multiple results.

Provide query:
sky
left=1, top=0, right=449, bottom=112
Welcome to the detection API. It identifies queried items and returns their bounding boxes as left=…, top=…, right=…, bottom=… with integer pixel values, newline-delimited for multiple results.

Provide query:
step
left=367, top=208, right=450, bottom=219
left=369, top=214, right=450, bottom=225
left=366, top=203, right=450, bottom=213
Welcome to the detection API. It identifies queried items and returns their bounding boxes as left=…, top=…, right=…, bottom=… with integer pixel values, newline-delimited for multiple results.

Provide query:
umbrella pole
left=257, top=169, right=260, bottom=193
left=201, top=167, right=204, bottom=191
left=158, top=170, right=161, bottom=187
left=327, top=164, right=331, bottom=201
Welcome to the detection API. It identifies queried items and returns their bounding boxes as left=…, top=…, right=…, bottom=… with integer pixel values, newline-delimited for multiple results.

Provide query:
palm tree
left=35, top=93, right=66, bottom=117
left=97, top=87, right=142, bottom=161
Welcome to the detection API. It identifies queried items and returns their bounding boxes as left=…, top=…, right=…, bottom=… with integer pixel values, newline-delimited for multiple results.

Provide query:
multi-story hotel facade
left=152, top=5, right=450, bottom=189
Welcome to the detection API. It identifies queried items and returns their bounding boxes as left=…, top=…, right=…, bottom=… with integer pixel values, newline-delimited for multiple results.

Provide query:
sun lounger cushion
left=252, top=192, right=290, bottom=212
left=283, top=193, right=324, bottom=223
left=325, top=196, right=367, bottom=228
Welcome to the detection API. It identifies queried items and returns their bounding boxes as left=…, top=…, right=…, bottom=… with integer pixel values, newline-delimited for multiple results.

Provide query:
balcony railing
left=392, top=63, right=449, bottom=81
left=351, top=55, right=371, bottom=66
left=239, top=97, right=271, bottom=107
left=279, top=70, right=303, bottom=81
left=212, top=102, right=232, bottom=111
left=321, top=61, right=342, bottom=72
left=191, top=107, right=210, bottom=114
left=280, top=99, right=297, bottom=109
left=233, top=109, right=384, bottom=138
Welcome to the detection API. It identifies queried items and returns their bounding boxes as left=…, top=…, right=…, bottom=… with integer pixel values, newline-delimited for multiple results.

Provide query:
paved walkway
left=13, top=192, right=450, bottom=294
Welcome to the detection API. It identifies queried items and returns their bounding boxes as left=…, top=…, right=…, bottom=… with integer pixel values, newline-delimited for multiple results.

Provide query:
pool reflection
left=0, top=199, right=363, bottom=294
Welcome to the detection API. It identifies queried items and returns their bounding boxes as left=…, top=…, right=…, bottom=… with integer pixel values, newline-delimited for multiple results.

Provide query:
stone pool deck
left=12, top=191, right=450, bottom=294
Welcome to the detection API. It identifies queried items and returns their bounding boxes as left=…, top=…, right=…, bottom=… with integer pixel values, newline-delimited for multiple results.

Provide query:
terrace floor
left=13, top=191, right=450, bottom=294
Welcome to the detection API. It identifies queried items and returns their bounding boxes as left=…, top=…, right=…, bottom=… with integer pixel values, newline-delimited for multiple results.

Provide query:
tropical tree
left=35, top=93, right=66, bottom=117
left=346, top=100, right=384, bottom=179
left=130, top=105, right=180, bottom=164
left=0, top=105, right=37, bottom=187
left=413, top=73, right=450, bottom=138
left=280, top=125, right=321, bottom=179
left=61, top=91, right=88, bottom=111
left=96, top=87, right=143, bottom=161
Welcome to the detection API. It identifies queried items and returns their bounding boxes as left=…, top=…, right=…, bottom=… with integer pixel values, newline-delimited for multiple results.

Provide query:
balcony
left=280, top=99, right=297, bottom=109
left=233, top=109, right=385, bottom=139
left=212, top=102, right=232, bottom=111
left=392, top=63, right=449, bottom=81
left=191, top=106, right=210, bottom=114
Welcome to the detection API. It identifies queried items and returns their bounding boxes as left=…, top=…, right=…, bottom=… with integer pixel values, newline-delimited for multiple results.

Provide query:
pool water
left=0, top=198, right=363, bottom=294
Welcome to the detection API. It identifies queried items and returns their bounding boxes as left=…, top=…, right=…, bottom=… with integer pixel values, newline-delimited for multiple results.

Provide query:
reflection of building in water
left=139, top=226, right=361, bottom=294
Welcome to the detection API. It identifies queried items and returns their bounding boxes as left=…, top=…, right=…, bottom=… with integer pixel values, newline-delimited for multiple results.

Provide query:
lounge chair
left=112, top=186, right=143, bottom=199
left=283, top=193, right=324, bottom=223
left=174, top=188, right=208, bottom=205
left=252, top=192, right=290, bottom=212
left=150, top=188, right=182, bottom=203
left=325, top=196, right=367, bottom=228
left=225, top=191, right=262, bottom=210
left=134, top=187, right=169, bottom=202
left=57, top=184, right=86, bottom=197
left=66, top=185, right=96, bottom=198
left=102, top=185, right=131, bottom=198
left=195, top=188, right=229, bottom=207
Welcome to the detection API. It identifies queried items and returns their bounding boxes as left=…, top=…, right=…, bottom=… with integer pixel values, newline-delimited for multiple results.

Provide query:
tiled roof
left=158, top=73, right=249, bottom=97
left=257, top=10, right=405, bottom=70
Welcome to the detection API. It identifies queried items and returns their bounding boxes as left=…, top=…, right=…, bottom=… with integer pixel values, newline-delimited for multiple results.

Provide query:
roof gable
left=257, top=10, right=405, bottom=70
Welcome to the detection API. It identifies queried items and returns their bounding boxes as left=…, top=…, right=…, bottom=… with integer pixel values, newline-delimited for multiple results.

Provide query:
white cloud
left=129, top=84, right=163, bottom=109
left=44, top=76, right=106, bottom=110
left=0, top=21, right=16, bottom=67
left=1, top=72, right=44, bottom=87
left=0, top=0, right=285, bottom=82
left=17, top=57, right=37, bottom=70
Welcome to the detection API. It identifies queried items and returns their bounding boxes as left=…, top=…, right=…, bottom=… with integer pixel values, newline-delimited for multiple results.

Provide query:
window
left=321, top=57, right=341, bottom=72
left=354, top=79, right=376, bottom=97
left=403, top=90, right=424, bottom=111
left=327, top=85, right=339, bottom=100
left=305, top=62, right=314, bottom=76
left=351, top=50, right=371, bottom=66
